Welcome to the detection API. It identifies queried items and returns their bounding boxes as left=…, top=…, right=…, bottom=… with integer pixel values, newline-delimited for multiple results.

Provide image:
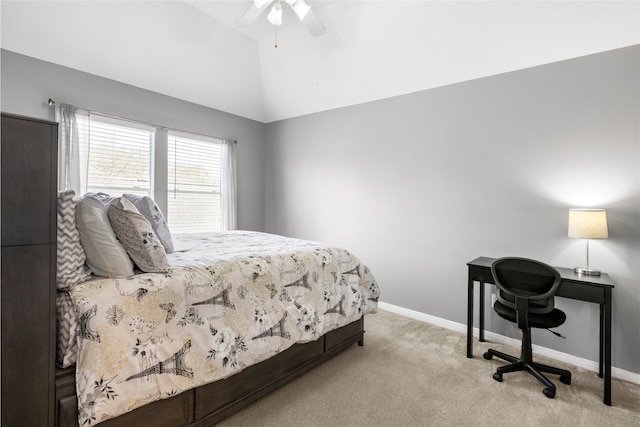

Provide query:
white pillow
left=123, top=193, right=174, bottom=253
left=75, top=195, right=135, bottom=277
left=87, top=192, right=117, bottom=206
left=107, top=197, right=170, bottom=273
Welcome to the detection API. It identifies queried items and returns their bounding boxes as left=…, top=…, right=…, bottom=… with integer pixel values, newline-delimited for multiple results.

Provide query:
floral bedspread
left=68, top=231, right=380, bottom=425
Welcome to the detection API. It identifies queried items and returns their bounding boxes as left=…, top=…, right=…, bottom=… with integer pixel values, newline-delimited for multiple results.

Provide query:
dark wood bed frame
left=55, top=317, right=365, bottom=427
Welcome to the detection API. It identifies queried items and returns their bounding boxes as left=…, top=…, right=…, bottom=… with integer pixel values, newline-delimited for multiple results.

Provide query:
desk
left=466, top=256, right=614, bottom=405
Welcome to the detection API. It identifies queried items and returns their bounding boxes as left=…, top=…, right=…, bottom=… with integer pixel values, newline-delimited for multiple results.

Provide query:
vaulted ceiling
left=2, top=1, right=638, bottom=123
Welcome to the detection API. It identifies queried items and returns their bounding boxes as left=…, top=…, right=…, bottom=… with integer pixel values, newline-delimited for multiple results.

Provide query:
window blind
left=86, top=115, right=154, bottom=196
left=167, top=131, right=223, bottom=234
left=73, top=111, right=226, bottom=233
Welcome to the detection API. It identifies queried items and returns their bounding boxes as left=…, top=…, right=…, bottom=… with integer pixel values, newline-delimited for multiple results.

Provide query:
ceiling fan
left=236, top=0, right=326, bottom=36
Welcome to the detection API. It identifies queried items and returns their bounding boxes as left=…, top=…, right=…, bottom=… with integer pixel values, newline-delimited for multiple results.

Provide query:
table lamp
left=568, top=209, right=608, bottom=276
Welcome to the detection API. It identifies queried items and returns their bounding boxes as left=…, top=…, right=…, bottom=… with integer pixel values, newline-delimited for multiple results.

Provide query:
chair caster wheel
left=483, top=352, right=492, bottom=360
left=543, top=388, right=556, bottom=399
left=492, top=372, right=502, bottom=382
left=560, top=375, right=571, bottom=385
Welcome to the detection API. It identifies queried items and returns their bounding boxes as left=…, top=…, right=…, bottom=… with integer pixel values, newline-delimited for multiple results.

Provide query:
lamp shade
left=568, top=209, right=609, bottom=239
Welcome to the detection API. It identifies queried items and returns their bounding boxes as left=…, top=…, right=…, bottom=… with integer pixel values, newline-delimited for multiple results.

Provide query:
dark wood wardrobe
left=1, top=113, right=58, bottom=426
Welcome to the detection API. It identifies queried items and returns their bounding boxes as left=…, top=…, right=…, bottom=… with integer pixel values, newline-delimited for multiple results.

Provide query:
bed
left=54, top=192, right=379, bottom=427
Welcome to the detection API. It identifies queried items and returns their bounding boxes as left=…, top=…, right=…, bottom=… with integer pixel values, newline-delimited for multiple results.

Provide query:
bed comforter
left=68, top=231, right=379, bottom=425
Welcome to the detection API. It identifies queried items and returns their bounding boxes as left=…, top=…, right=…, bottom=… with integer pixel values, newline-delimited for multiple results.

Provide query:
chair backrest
left=491, top=257, right=562, bottom=314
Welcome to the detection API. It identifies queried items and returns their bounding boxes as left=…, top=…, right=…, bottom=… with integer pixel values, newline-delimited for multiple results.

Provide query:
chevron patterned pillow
left=56, top=290, right=79, bottom=368
left=57, top=190, right=92, bottom=289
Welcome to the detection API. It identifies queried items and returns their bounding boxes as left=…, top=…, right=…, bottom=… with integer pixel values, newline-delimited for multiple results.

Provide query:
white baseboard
left=377, top=301, right=640, bottom=386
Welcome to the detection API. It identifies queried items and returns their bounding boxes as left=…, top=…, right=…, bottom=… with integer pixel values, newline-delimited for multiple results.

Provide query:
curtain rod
left=47, top=98, right=237, bottom=144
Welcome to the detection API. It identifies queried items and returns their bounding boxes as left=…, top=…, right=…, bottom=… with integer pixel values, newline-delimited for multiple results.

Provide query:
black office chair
left=483, top=257, right=571, bottom=398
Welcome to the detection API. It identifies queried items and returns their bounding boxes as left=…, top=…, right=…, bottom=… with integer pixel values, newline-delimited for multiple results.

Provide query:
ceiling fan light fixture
left=289, top=0, right=311, bottom=21
left=238, top=0, right=324, bottom=37
left=267, top=2, right=283, bottom=26
left=253, top=0, right=273, bottom=8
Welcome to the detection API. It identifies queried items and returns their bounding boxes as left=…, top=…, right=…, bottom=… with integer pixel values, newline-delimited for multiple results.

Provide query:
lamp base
left=574, top=267, right=601, bottom=276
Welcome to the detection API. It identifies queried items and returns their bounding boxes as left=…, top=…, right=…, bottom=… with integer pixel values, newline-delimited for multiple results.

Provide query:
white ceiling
left=1, top=1, right=639, bottom=123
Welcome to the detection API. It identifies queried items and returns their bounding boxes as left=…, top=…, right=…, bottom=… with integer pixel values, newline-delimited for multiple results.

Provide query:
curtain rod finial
left=47, top=98, right=55, bottom=106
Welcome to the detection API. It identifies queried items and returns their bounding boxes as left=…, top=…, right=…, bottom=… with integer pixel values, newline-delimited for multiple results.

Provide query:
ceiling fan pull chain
left=274, top=24, right=278, bottom=48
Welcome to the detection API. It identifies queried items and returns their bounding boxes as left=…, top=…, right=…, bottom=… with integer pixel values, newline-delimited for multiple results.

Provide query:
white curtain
left=56, top=104, right=89, bottom=193
left=221, top=139, right=237, bottom=231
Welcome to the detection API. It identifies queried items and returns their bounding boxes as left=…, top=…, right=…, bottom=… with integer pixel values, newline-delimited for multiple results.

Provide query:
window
left=167, top=131, right=224, bottom=234
left=76, top=114, right=227, bottom=233
left=86, top=115, right=154, bottom=196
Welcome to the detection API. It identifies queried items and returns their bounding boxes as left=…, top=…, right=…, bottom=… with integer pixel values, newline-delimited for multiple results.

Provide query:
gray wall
left=1, top=49, right=266, bottom=232
left=2, top=46, right=638, bottom=374
left=265, top=46, right=640, bottom=374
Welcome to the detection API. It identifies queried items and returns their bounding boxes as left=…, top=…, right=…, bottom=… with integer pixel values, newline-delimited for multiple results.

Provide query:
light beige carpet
left=217, top=309, right=640, bottom=426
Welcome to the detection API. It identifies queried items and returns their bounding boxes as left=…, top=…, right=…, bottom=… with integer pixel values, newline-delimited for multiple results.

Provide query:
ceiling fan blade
left=236, top=2, right=272, bottom=28
left=301, top=8, right=326, bottom=36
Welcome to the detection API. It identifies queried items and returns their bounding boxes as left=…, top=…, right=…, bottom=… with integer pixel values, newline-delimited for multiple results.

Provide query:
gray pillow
left=107, top=197, right=170, bottom=273
left=76, top=194, right=135, bottom=277
left=56, top=190, right=92, bottom=288
left=123, top=193, right=174, bottom=253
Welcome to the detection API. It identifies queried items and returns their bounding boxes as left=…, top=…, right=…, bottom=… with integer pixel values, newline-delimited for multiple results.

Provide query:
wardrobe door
left=1, top=113, right=57, bottom=427
left=1, top=114, right=57, bottom=246
left=1, top=244, right=56, bottom=426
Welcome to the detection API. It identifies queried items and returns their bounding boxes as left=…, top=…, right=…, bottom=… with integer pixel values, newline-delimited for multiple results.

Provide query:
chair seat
left=494, top=301, right=566, bottom=329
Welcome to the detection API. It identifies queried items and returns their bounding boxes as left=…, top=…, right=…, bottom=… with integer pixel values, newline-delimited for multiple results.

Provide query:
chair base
left=483, top=348, right=571, bottom=399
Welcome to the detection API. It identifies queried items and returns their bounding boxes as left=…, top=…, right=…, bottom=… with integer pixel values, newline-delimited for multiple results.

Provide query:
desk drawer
left=557, top=281, right=605, bottom=304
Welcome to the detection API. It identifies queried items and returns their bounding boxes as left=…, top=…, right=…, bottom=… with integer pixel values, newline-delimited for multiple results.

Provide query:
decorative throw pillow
left=56, top=190, right=92, bottom=288
left=76, top=194, right=135, bottom=277
left=56, top=291, right=79, bottom=368
left=107, top=197, right=170, bottom=273
left=123, top=193, right=174, bottom=253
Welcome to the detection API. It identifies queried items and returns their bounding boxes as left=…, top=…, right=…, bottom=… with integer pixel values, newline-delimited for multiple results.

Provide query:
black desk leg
left=599, top=303, right=604, bottom=378
left=479, top=281, right=485, bottom=342
left=467, top=276, right=474, bottom=358
left=604, top=289, right=612, bottom=406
